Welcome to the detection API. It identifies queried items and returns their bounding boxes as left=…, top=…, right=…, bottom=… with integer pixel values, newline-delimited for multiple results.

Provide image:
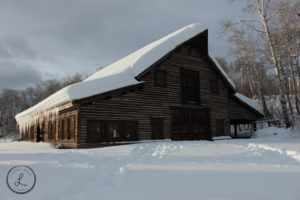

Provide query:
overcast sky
left=0, top=0, right=248, bottom=91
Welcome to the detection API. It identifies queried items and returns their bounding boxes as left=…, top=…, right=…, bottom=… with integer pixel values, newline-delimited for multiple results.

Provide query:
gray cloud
left=0, top=61, right=42, bottom=91
left=0, top=0, right=249, bottom=91
left=0, top=37, right=37, bottom=59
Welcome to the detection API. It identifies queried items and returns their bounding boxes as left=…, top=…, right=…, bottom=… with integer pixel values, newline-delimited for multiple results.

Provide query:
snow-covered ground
left=1, top=127, right=300, bottom=200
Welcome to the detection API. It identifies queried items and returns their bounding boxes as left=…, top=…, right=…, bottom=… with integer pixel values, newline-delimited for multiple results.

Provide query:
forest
left=0, top=0, right=299, bottom=137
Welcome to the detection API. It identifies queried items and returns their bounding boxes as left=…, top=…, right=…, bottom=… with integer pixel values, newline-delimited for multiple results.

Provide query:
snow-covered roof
left=15, top=23, right=237, bottom=127
left=85, top=23, right=207, bottom=81
left=15, top=67, right=140, bottom=121
left=234, top=93, right=264, bottom=116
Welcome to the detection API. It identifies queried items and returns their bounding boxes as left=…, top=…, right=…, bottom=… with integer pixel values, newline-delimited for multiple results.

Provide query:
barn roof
left=16, top=23, right=239, bottom=126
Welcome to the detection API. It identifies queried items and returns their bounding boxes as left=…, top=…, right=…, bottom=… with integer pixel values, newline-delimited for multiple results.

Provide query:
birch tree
left=225, top=0, right=300, bottom=128
left=228, top=27, right=271, bottom=117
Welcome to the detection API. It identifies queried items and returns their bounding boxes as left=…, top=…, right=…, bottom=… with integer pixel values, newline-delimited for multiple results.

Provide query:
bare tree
left=0, top=89, right=21, bottom=139
left=224, top=0, right=300, bottom=127
left=227, top=27, right=271, bottom=117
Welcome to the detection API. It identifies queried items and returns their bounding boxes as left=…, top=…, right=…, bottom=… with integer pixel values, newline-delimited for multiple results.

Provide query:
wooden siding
left=78, top=42, right=232, bottom=145
left=228, top=97, right=259, bottom=123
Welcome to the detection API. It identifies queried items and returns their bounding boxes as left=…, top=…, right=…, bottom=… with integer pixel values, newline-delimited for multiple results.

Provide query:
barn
left=15, top=23, right=264, bottom=148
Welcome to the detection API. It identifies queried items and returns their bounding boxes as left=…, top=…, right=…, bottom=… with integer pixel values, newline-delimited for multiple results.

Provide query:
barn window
left=58, top=116, right=75, bottom=140
left=155, top=70, right=167, bottom=87
left=47, top=121, right=56, bottom=140
left=107, top=121, right=122, bottom=139
left=59, top=119, right=64, bottom=140
left=69, top=117, right=75, bottom=140
left=87, top=120, right=138, bottom=143
left=87, top=120, right=103, bottom=143
left=123, top=121, right=138, bottom=140
left=210, top=79, right=219, bottom=94
left=216, top=119, right=225, bottom=136
left=63, top=119, right=68, bottom=140
left=52, top=121, right=56, bottom=140
left=180, top=69, right=200, bottom=103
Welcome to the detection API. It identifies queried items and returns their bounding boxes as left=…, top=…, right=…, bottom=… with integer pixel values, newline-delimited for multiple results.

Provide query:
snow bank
left=1, top=132, right=300, bottom=200
left=252, top=127, right=293, bottom=138
left=212, top=136, right=231, bottom=140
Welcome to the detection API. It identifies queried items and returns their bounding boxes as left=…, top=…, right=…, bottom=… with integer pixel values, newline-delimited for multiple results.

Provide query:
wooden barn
left=15, top=23, right=264, bottom=148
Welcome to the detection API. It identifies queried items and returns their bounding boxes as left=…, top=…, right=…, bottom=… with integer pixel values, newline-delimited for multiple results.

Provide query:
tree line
left=220, top=0, right=300, bottom=128
left=0, top=73, right=87, bottom=138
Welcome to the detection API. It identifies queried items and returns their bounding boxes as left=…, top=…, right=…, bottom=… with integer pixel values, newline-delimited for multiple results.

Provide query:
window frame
left=155, top=69, right=167, bottom=87
left=180, top=68, right=200, bottom=104
left=87, top=120, right=138, bottom=143
left=59, top=119, right=64, bottom=140
left=58, top=116, right=76, bottom=141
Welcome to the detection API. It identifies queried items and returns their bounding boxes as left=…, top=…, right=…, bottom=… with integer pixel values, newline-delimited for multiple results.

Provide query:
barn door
left=171, top=108, right=210, bottom=140
left=151, top=118, right=164, bottom=140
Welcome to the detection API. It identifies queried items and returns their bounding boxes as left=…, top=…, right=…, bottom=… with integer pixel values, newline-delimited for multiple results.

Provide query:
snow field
left=0, top=127, right=300, bottom=200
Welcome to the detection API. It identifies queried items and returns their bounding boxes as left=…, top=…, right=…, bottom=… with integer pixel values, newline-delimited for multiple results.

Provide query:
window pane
left=64, top=119, right=68, bottom=139
left=59, top=119, right=64, bottom=140
left=108, top=121, right=121, bottom=140
left=69, top=117, right=75, bottom=140
left=180, top=69, right=199, bottom=103
left=53, top=121, right=56, bottom=140
left=87, top=120, right=103, bottom=143
left=155, top=70, right=167, bottom=87
left=124, top=121, right=138, bottom=140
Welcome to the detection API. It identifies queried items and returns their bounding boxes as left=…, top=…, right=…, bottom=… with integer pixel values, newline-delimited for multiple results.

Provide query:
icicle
left=16, top=107, right=59, bottom=133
